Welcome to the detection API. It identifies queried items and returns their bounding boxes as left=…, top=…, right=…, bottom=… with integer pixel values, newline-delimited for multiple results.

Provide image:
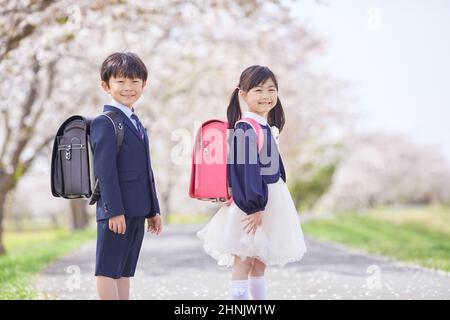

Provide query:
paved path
left=35, top=224, right=450, bottom=300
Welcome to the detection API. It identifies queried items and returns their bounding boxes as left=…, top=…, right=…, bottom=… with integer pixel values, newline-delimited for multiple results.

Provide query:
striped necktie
left=131, top=114, right=145, bottom=140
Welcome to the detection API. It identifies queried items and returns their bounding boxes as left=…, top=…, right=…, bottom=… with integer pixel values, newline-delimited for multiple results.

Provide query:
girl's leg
left=96, top=276, right=119, bottom=300
left=230, top=255, right=254, bottom=300
left=248, top=259, right=267, bottom=300
left=117, top=277, right=130, bottom=300
left=232, top=255, right=254, bottom=280
left=249, top=258, right=266, bottom=277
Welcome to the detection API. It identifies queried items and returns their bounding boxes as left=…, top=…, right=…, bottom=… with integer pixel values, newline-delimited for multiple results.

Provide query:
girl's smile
left=240, top=78, right=278, bottom=118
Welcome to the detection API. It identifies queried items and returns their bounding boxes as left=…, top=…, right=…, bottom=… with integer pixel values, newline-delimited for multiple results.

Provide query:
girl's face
left=240, top=78, right=278, bottom=118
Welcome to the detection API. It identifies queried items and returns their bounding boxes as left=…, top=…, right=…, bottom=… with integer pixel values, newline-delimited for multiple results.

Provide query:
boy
left=90, top=52, right=163, bottom=300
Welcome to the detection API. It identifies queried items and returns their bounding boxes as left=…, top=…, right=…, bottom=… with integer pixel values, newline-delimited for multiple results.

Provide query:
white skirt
left=196, top=179, right=307, bottom=267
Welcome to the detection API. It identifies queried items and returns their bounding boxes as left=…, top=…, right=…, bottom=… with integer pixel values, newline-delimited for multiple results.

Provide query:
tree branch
left=0, top=0, right=56, bottom=62
left=0, top=109, right=12, bottom=164
left=9, top=55, right=40, bottom=171
left=21, top=135, right=54, bottom=177
left=30, top=59, right=57, bottom=128
left=0, top=24, right=36, bottom=62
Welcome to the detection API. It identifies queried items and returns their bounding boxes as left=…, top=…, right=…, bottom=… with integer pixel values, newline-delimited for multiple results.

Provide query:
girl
left=197, top=65, right=307, bottom=300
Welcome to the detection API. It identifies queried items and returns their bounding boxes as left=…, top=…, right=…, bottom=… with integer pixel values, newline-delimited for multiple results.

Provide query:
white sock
left=230, top=279, right=249, bottom=300
left=248, top=276, right=266, bottom=300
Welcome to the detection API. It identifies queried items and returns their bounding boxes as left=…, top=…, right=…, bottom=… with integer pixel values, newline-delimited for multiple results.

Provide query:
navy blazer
left=90, top=105, right=160, bottom=221
left=228, top=122, right=286, bottom=215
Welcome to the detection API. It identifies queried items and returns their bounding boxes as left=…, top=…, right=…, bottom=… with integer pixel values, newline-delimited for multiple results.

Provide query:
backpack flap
left=51, top=115, right=92, bottom=199
left=189, top=119, right=230, bottom=202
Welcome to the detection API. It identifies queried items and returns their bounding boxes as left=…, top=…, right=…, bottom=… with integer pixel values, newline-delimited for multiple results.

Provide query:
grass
left=0, top=214, right=210, bottom=300
left=302, top=205, right=450, bottom=272
left=0, top=228, right=96, bottom=300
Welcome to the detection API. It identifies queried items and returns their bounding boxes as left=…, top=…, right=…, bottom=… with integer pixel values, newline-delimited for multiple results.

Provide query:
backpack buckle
left=203, top=140, right=210, bottom=156
left=65, top=145, right=72, bottom=160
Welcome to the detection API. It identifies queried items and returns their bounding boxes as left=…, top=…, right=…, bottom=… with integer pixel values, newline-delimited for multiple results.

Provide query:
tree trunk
left=0, top=189, right=6, bottom=255
left=70, top=199, right=89, bottom=230
left=0, top=168, right=10, bottom=255
left=161, top=188, right=171, bottom=221
left=160, top=177, right=174, bottom=222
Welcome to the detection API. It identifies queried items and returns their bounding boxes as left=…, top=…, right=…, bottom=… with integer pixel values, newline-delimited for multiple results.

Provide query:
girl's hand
left=225, top=197, right=233, bottom=207
left=242, top=211, right=263, bottom=234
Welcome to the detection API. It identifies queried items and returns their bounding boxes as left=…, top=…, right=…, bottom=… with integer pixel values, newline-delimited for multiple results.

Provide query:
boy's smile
left=101, top=76, right=146, bottom=109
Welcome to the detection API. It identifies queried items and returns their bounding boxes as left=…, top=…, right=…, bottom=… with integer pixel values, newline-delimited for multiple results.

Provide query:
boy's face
left=101, top=76, right=146, bottom=108
left=240, top=78, right=278, bottom=118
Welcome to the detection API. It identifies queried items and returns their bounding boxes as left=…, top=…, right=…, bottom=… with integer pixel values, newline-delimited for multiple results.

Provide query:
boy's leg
left=96, top=276, right=119, bottom=300
left=117, top=277, right=130, bottom=300
left=118, top=217, right=145, bottom=300
left=95, top=219, right=125, bottom=299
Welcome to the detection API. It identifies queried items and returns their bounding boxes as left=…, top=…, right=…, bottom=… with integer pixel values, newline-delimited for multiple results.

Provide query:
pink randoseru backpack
left=189, top=117, right=264, bottom=202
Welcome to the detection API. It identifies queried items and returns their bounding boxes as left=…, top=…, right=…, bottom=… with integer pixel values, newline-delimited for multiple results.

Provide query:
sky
left=292, top=0, right=450, bottom=162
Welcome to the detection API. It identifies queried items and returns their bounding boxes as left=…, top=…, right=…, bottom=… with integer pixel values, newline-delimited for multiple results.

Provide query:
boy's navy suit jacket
left=90, top=105, right=160, bottom=221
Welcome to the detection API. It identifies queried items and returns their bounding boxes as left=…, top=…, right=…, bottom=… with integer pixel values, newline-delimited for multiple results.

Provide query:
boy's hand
left=242, top=211, right=263, bottom=234
left=147, top=214, right=163, bottom=235
left=109, top=214, right=126, bottom=234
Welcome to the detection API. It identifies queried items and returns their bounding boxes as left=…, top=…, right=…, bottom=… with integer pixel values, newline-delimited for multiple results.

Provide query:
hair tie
left=235, top=86, right=240, bottom=90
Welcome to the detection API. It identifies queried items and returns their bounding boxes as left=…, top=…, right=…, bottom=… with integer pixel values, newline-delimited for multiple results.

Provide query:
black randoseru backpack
left=50, top=111, right=124, bottom=205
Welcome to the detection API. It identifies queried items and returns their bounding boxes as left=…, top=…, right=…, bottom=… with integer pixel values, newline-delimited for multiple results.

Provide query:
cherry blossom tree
left=316, top=133, right=450, bottom=212
left=2, top=0, right=338, bottom=254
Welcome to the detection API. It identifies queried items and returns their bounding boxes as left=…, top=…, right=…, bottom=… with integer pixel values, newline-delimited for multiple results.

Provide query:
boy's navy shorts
left=95, top=216, right=146, bottom=279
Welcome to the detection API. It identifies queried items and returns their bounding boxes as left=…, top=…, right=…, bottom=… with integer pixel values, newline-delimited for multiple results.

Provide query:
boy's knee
left=96, top=275, right=116, bottom=281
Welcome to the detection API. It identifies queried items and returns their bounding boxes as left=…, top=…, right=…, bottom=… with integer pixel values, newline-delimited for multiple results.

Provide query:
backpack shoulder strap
left=101, top=111, right=124, bottom=155
left=88, top=111, right=124, bottom=205
left=235, top=117, right=264, bottom=154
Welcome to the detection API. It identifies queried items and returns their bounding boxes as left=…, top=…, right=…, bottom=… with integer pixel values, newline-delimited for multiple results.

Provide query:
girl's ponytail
left=268, top=97, right=285, bottom=132
left=227, top=87, right=242, bottom=129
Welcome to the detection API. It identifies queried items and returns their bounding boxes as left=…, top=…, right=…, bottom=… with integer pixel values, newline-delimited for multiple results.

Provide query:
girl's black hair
left=100, top=52, right=148, bottom=85
left=227, top=65, right=285, bottom=131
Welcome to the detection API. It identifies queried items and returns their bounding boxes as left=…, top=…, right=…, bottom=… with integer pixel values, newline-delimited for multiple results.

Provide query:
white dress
left=197, top=114, right=307, bottom=267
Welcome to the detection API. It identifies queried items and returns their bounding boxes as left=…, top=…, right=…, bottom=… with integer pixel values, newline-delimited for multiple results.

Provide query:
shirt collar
left=109, top=99, right=135, bottom=118
left=242, top=111, right=268, bottom=126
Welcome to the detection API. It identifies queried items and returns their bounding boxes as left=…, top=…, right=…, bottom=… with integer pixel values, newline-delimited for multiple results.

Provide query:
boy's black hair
left=100, top=52, right=148, bottom=85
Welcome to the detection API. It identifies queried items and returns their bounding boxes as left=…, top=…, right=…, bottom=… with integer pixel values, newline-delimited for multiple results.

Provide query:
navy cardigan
left=227, top=122, right=286, bottom=215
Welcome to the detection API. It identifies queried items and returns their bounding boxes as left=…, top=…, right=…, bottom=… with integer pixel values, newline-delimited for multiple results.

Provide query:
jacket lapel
left=103, top=105, right=145, bottom=146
